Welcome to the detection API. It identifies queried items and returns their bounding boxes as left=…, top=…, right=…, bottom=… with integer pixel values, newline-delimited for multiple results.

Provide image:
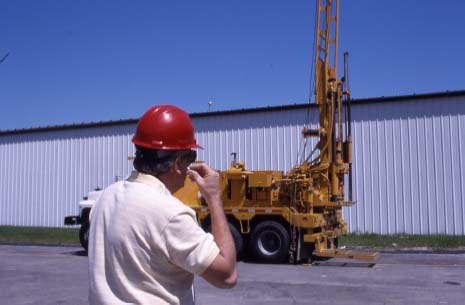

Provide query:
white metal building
left=1, top=90, right=464, bottom=235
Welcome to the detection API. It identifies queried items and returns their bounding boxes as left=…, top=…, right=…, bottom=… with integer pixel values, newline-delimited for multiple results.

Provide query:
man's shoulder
left=161, top=193, right=197, bottom=218
left=95, top=179, right=196, bottom=222
left=125, top=180, right=195, bottom=217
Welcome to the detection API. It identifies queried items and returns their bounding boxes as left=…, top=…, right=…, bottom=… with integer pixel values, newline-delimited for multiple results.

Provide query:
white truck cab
left=64, top=189, right=103, bottom=250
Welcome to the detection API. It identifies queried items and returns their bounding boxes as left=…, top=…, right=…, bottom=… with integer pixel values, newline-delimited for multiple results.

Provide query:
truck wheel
left=206, top=222, right=244, bottom=258
left=229, top=223, right=244, bottom=259
left=79, top=222, right=90, bottom=251
left=250, top=221, right=290, bottom=263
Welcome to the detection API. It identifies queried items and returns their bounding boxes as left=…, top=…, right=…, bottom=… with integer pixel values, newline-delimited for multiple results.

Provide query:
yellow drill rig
left=175, top=0, right=379, bottom=263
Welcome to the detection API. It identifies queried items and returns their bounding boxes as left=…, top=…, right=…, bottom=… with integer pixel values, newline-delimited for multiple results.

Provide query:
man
left=88, top=105, right=237, bottom=305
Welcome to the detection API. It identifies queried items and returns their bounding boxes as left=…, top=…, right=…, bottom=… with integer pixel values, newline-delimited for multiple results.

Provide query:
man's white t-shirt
left=88, top=171, right=220, bottom=305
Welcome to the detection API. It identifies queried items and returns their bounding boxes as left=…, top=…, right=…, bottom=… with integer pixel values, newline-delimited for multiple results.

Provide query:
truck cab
left=64, top=189, right=102, bottom=251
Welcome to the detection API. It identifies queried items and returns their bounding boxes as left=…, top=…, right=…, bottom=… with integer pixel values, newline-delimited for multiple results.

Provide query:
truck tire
left=250, top=221, right=290, bottom=263
left=228, top=223, right=244, bottom=258
left=206, top=222, right=244, bottom=258
left=79, top=222, right=90, bottom=251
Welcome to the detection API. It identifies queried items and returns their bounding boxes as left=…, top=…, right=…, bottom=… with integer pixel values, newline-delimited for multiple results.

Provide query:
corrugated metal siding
left=345, top=96, right=465, bottom=234
left=0, top=95, right=464, bottom=234
left=193, top=108, right=319, bottom=171
left=0, top=125, right=136, bottom=227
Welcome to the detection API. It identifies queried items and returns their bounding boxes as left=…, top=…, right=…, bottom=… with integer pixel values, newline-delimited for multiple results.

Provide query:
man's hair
left=133, top=145, right=179, bottom=176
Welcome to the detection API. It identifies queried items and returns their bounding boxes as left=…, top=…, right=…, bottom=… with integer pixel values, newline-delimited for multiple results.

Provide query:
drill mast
left=301, top=0, right=350, bottom=205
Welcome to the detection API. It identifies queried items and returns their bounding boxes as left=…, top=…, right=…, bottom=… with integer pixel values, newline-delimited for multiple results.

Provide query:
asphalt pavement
left=0, top=244, right=464, bottom=305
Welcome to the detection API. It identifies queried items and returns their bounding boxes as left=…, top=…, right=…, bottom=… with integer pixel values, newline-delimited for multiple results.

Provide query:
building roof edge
left=1, top=89, right=464, bottom=136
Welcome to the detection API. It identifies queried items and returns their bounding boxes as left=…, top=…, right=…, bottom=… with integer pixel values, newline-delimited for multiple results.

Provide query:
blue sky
left=1, top=0, right=464, bottom=131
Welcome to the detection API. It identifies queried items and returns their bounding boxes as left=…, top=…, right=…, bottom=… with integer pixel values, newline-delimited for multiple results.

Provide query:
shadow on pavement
left=63, top=250, right=87, bottom=257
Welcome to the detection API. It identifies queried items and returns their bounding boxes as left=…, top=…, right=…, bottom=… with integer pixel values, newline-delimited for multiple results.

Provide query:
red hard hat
left=132, top=105, right=203, bottom=150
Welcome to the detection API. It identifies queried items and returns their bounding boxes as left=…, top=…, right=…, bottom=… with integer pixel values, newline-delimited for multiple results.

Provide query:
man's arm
left=187, top=163, right=237, bottom=289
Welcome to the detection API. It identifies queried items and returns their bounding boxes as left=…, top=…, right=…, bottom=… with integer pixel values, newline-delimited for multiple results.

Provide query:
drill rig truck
left=174, top=0, right=379, bottom=263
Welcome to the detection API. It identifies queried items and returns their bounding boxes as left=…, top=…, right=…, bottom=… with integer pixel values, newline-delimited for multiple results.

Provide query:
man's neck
left=156, top=172, right=177, bottom=194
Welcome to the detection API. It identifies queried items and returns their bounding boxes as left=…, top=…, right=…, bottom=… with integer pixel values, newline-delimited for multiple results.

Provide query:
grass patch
left=0, top=226, right=80, bottom=246
left=340, top=233, right=465, bottom=250
left=1, top=226, right=464, bottom=250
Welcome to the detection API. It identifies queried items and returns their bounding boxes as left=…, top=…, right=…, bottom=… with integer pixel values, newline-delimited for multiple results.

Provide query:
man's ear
left=173, top=157, right=182, bottom=174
